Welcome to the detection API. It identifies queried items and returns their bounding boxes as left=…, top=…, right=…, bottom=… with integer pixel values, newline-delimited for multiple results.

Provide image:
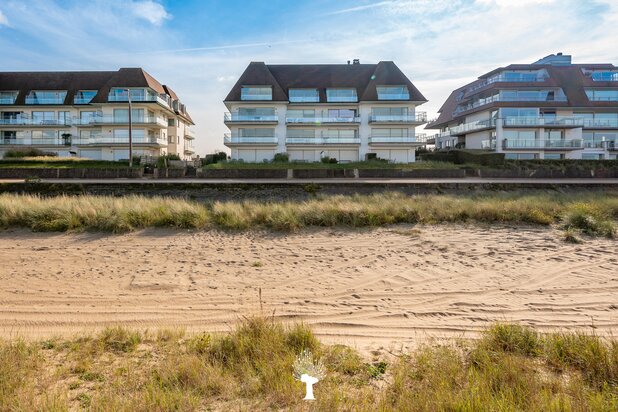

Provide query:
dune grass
left=203, top=160, right=468, bottom=169
left=1, top=319, right=616, bottom=411
left=0, top=191, right=617, bottom=237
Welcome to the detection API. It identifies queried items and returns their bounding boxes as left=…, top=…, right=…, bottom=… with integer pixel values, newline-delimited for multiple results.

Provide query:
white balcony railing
left=0, top=118, right=72, bottom=126
left=502, top=139, right=584, bottom=149
left=75, top=116, right=168, bottom=127
left=368, top=136, right=417, bottom=143
left=286, top=137, right=360, bottom=144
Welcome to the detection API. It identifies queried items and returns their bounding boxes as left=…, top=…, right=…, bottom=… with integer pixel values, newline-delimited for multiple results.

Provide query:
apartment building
left=0, top=68, right=196, bottom=160
left=223, top=60, right=427, bottom=163
left=427, top=53, right=618, bottom=160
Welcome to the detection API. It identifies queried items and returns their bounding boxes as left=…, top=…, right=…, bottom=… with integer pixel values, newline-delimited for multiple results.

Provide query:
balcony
left=224, top=134, right=278, bottom=145
left=0, top=138, right=69, bottom=146
left=369, top=112, right=427, bottom=124
left=481, top=139, right=496, bottom=150
left=0, top=98, right=16, bottom=104
left=368, top=136, right=417, bottom=144
left=442, top=119, right=496, bottom=137
left=184, top=142, right=195, bottom=153
left=75, top=116, right=168, bottom=128
left=286, top=137, right=360, bottom=145
left=184, top=127, right=196, bottom=139
left=108, top=94, right=170, bottom=107
left=502, top=117, right=584, bottom=128
left=467, top=72, right=549, bottom=93
left=71, top=136, right=167, bottom=145
left=502, top=139, right=584, bottom=150
left=223, top=112, right=278, bottom=124
left=591, top=72, right=618, bottom=81
left=0, top=118, right=72, bottom=127
left=286, top=116, right=360, bottom=124
left=582, top=119, right=618, bottom=128
left=454, top=94, right=567, bottom=114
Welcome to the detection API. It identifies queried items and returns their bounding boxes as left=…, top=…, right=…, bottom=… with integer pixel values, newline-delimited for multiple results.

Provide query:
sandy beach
left=0, top=226, right=616, bottom=352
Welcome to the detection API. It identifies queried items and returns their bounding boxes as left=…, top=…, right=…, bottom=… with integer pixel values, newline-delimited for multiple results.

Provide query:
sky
left=0, top=0, right=617, bottom=155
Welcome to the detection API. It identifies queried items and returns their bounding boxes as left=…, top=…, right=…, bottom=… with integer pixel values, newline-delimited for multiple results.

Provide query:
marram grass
left=0, top=319, right=616, bottom=411
left=0, top=191, right=616, bottom=236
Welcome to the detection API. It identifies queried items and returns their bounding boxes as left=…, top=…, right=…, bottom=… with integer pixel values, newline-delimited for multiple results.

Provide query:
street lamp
left=127, top=89, right=133, bottom=167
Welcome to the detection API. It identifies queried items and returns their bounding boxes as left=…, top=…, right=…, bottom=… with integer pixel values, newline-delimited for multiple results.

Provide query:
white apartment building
left=428, top=54, right=618, bottom=160
left=0, top=68, right=196, bottom=160
left=223, top=61, right=427, bottom=163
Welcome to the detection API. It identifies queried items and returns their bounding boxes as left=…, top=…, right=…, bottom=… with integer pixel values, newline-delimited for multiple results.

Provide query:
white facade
left=224, top=101, right=426, bottom=163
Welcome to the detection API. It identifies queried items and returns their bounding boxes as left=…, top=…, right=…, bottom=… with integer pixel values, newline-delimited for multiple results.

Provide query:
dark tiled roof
left=224, top=61, right=427, bottom=103
left=428, top=62, right=618, bottom=129
left=0, top=68, right=193, bottom=123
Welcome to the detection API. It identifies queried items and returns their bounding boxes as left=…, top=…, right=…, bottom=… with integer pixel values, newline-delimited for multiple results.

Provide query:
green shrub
left=4, top=148, right=57, bottom=158
left=98, top=327, right=141, bottom=353
left=272, top=152, right=289, bottom=163
left=563, top=203, right=615, bottom=238
left=482, top=323, right=541, bottom=356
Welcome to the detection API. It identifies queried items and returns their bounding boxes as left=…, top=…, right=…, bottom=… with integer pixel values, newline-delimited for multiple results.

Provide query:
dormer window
left=74, top=90, right=97, bottom=104
left=25, top=90, right=67, bottom=104
left=585, top=89, right=618, bottom=101
left=241, top=86, right=272, bottom=101
left=326, top=88, right=357, bottom=102
left=0, top=91, right=18, bottom=104
left=376, top=86, right=410, bottom=100
left=289, top=89, right=319, bottom=103
left=590, top=71, right=618, bottom=81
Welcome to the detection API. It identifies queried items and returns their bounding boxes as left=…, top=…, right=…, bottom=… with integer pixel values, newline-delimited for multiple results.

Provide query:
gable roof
left=0, top=68, right=194, bottom=124
left=224, top=61, right=427, bottom=103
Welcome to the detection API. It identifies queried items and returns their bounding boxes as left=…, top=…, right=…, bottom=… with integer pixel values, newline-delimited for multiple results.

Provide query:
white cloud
left=0, top=10, right=9, bottom=27
left=131, top=1, right=171, bottom=26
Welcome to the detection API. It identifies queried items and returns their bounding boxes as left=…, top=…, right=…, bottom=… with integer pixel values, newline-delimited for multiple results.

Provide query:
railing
left=503, top=117, right=585, bottom=127
left=289, top=97, right=319, bottom=103
left=108, top=95, right=170, bottom=107
left=591, top=72, right=618, bottom=81
left=224, top=134, right=278, bottom=144
left=467, top=73, right=549, bottom=93
left=184, top=143, right=195, bottom=152
left=286, top=116, right=360, bottom=123
left=286, top=137, right=360, bottom=144
left=184, top=128, right=196, bottom=138
left=0, top=118, right=72, bottom=126
left=24, top=98, right=65, bottom=104
left=369, top=112, right=427, bottom=123
left=224, top=112, right=278, bottom=122
left=444, top=118, right=496, bottom=136
left=369, top=136, right=416, bottom=143
left=502, top=139, right=584, bottom=149
left=455, top=94, right=567, bottom=114
left=71, top=136, right=167, bottom=145
left=582, top=119, right=618, bottom=128
left=0, top=138, right=69, bottom=146
left=75, top=116, right=168, bottom=127
left=0, top=98, right=16, bottom=104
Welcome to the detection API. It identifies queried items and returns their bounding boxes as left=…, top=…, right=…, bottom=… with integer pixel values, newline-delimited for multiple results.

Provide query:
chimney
left=352, top=59, right=360, bottom=65
left=347, top=60, right=350, bottom=65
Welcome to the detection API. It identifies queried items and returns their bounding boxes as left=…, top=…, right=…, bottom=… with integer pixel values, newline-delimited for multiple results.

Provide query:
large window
left=371, top=128, right=408, bottom=137
left=575, top=112, right=618, bottom=127
left=0, top=91, right=18, bottom=104
left=326, top=88, right=357, bottom=102
left=25, top=91, right=67, bottom=104
left=503, top=130, right=536, bottom=140
left=287, top=129, right=316, bottom=138
left=585, top=89, right=618, bottom=101
left=32, top=111, right=56, bottom=124
left=544, top=130, right=563, bottom=140
left=113, top=129, right=146, bottom=140
left=113, top=108, right=145, bottom=122
left=108, top=88, right=156, bottom=102
left=31, top=130, right=58, bottom=142
left=499, top=89, right=565, bottom=101
left=324, top=129, right=357, bottom=138
left=241, top=86, right=272, bottom=101
left=371, top=107, right=408, bottom=117
left=289, top=89, right=319, bottom=103
left=74, top=90, right=97, bottom=104
left=238, top=128, right=275, bottom=137
left=590, top=71, right=618, bottom=81
left=377, top=86, right=410, bottom=100
left=238, top=107, right=275, bottom=118
left=487, top=70, right=548, bottom=83
left=328, top=109, right=356, bottom=119
left=501, top=108, right=538, bottom=118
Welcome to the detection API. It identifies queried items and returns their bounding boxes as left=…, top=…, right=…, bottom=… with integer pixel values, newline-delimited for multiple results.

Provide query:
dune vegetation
left=1, top=318, right=616, bottom=411
left=0, top=191, right=616, bottom=238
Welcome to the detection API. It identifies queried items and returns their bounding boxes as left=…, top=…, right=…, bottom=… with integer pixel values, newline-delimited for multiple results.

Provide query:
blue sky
left=0, top=0, right=617, bottom=154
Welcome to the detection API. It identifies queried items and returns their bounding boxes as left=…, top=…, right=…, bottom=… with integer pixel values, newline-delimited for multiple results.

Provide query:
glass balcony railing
left=75, top=116, right=167, bottom=126
left=0, top=98, right=16, bottom=104
left=108, top=94, right=170, bottom=107
left=224, top=112, right=278, bottom=122
left=224, top=134, right=277, bottom=144
left=591, top=72, right=618, bottom=81
left=503, top=117, right=585, bottom=127
left=74, top=97, right=94, bottom=104
left=481, top=139, right=496, bottom=150
left=369, top=112, right=427, bottom=123
left=455, top=94, right=567, bottom=114
left=286, top=116, right=360, bottom=123
left=0, top=118, right=72, bottom=126
left=24, top=98, right=65, bottom=104
left=468, top=73, right=549, bottom=93
left=71, top=136, right=166, bottom=145
left=582, top=119, right=618, bottom=128
left=368, top=136, right=416, bottom=143
left=286, top=137, right=360, bottom=144
left=184, top=128, right=196, bottom=138
left=502, top=139, right=584, bottom=149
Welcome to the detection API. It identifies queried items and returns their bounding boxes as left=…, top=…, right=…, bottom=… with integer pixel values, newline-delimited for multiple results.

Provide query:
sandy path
left=0, top=226, right=616, bottom=352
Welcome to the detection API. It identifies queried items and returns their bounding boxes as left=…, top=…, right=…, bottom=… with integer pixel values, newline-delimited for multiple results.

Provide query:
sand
left=0, top=225, right=616, bottom=352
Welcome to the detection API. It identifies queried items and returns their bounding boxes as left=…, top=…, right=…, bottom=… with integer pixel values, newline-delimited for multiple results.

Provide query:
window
left=500, top=108, right=538, bottom=118
left=74, top=90, right=97, bottom=104
left=324, top=129, right=356, bottom=138
left=544, top=130, right=563, bottom=140
left=25, top=91, right=67, bottom=104
left=582, top=153, right=602, bottom=160
left=113, top=108, right=144, bottom=122
left=238, top=128, right=275, bottom=137
left=80, top=111, right=98, bottom=124
left=108, top=88, right=149, bottom=102
left=504, top=130, right=536, bottom=140
left=0, top=91, right=18, bottom=104
left=544, top=153, right=564, bottom=160
left=499, top=89, right=565, bottom=101
left=241, top=86, right=272, bottom=101
left=238, top=107, right=275, bottom=117
left=585, top=89, right=618, bottom=101
left=168, top=118, right=176, bottom=127
left=589, top=71, right=618, bottom=81
left=328, top=109, right=356, bottom=119
left=31, top=130, right=57, bottom=141
left=371, top=128, right=408, bottom=137
left=289, top=89, right=319, bottom=103
left=371, top=107, right=408, bottom=119
left=168, top=135, right=176, bottom=143
left=377, top=86, right=410, bottom=100
left=32, top=111, right=56, bottom=124
left=58, top=111, right=70, bottom=125
left=505, top=153, right=538, bottom=160
left=113, top=129, right=146, bottom=139
left=287, top=109, right=315, bottom=118
left=326, top=88, right=357, bottom=102
left=287, top=129, right=316, bottom=138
